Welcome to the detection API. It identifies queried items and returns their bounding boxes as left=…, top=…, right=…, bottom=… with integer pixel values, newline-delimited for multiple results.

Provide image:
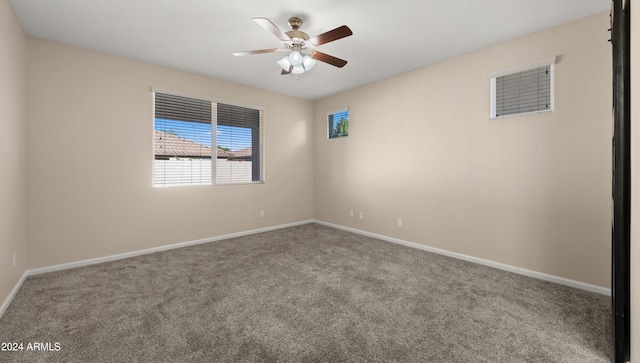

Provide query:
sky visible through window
left=329, top=109, right=349, bottom=139
left=330, top=110, right=349, bottom=129
left=155, top=118, right=251, bottom=151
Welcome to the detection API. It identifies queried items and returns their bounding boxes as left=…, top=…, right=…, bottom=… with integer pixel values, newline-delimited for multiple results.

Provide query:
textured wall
left=0, top=0, right=28, bottom=307
left=314, top=12, right=612, bottom=288
left=26, top=39, right=315, bottom=268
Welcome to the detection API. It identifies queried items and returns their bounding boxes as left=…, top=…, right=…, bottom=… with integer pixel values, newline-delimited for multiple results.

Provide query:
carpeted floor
left=0, top=223, right=612, bottom=362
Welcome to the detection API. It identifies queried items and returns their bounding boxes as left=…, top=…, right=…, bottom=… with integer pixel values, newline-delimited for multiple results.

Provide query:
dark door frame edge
left=611, top=0, right=631, bottom=362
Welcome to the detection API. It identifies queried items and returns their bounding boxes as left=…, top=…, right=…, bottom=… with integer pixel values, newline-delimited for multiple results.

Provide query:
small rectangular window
left=153, top=91, right=264, bottom=187
left=490, top=60, right=554, bottom=119
left=328, top=108, right=349, bottom=139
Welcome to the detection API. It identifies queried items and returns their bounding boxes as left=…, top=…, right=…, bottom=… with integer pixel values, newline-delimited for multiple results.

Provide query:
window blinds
left=154, top=93, right=213, bottom=187
left=215, top=103, right=263, bottom=184
left=152, top=91, right=264, bottom=187
left=328, top=109, right=349, bottom=139
left=494, top=65, right=552, bottom=118
left=155, top=93, right=212, bottom=124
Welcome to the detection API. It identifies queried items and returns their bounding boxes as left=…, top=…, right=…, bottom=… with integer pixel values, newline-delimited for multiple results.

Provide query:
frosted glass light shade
left=278, top=52, right=316, bottom=74
left=291, top=65, right=305, bottom=74
left=302, top=55, right=316, bottom=71
left=288, top=51, right=303, bottom=66
left=277, top=56, right=291, bottom=71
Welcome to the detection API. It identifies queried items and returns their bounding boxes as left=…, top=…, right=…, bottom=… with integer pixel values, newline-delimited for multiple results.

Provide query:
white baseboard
left=314, top=220, right=611, bottom=296
left=0, top=271, right=28, bottom=319
left=0, top=220, right=314, bottom=320
left=28, top=220, right=314, bottom=276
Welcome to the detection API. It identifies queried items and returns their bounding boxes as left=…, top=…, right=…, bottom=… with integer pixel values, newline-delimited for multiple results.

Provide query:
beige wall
left=0, top=0, right=28, bottom=305
left=631, top=0, right=639, bottom=359
left=314, top=12, right=612, bottom=288
left=26, top=39, right=314, bottom=269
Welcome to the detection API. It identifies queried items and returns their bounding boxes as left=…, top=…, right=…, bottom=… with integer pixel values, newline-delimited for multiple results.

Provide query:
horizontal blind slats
left=216, top=103, right=263, bottom=184
left=155, top=93, right=212, bottom=124
left=153, top=92, right=263, bottom=187
left=495, top=65, right=551, bottom=117
left=328, top=110, right=349, bottom=139
left=154, top=92, right=213, bottom=187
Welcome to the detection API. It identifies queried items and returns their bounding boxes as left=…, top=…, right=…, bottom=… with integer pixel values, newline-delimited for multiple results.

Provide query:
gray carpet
left=0, top=223, right=612, bottom=362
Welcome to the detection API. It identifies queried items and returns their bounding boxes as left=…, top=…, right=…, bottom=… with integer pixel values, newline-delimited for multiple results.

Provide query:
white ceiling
left=9, top=0, right=609, bottom=100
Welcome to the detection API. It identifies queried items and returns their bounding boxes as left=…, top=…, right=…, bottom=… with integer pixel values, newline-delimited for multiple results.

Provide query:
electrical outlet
left=260, top=211, right=265, bottom=218
left=359, top=212, right=364, bottom=220
left=397, top=218, right=403, bottom=227
left=350, top=210, right=354, bottom=218
left=12, top=253, right=16, bottom=267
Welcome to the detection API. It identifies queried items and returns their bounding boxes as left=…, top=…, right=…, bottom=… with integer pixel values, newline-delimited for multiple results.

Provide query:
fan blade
left=309, top=25, right=352, bottom=46
left=253, top=17, right=291, bottom=42
left=281, top=65, right=293, bottom=75
left=313, top=51, right=348, bottom=68
left=233, top=48, right=280, bottom=56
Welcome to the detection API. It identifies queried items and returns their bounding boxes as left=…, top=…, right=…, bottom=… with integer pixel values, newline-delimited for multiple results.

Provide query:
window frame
left=489, top=57, right=556, bottom=119
left=152, top=88, right=265, bottom=188
left=327, top=107, right=349, bottom=139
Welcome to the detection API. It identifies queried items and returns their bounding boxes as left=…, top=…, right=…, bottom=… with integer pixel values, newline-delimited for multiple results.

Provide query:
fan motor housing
left=285, top=17, right=309, bottom=40
left=286, top=30, right=309, bottom=40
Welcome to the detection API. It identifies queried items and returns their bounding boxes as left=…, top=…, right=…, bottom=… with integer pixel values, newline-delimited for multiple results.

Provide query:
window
left=154, top=93, right=212, bottom=187
left=215, top=103, right=263, bottom=184
left=153, top=92, right=263, bottom=187
left=328, top=108, right=349, bottom=139
left=490, top=58, right=555, bottom=119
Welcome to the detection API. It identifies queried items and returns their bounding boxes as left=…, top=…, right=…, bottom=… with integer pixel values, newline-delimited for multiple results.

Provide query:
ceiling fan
left=232, top=17, right=353, bottom=76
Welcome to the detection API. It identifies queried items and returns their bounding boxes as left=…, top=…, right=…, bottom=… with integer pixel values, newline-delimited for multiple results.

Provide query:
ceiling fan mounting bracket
left=285, top=16, right=308, bottom=40
left=288, top=17, right=303, bottom=30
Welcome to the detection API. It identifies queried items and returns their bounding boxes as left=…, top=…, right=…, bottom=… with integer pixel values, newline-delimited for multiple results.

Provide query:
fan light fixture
left=278, top=51, right=316, bottom=74
left=232, top=17, right=352, bottom=77
left=289, top=50, right=303, bottom=65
